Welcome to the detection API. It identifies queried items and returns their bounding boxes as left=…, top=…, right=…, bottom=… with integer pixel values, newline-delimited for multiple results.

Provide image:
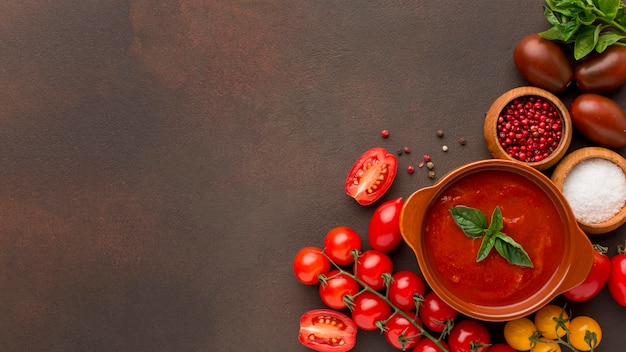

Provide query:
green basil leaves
left=449, top=206, right=534, bottom=268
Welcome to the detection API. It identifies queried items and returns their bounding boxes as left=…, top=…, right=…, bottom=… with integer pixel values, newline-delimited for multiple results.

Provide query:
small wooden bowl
left=551, top=147, right=626, bottom=234
left=484, top=86, right=573, bottom=171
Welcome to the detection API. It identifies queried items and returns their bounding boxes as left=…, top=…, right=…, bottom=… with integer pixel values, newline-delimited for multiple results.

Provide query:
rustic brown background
left=0, top=1, right=624, bottom=351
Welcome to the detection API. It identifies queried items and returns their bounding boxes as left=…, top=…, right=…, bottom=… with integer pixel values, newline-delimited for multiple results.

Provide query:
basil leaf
left=488, top=206, right=504, bottom=234
left=595, top=0, right=620, bottom=20
left=577, top=10, right=596, bottom=24
left=449, top=206, right=487, bottom=238
left=596, top=32, right=626, bottom=52
left=494, top=233, right=534, bottom=268
left=574, top=24, right=601, bottom=59
left=476, top=233, right=496, bottom=263
left=539, top=25, right=567, bottom=41
left=543, top=5, right=563, bottom=25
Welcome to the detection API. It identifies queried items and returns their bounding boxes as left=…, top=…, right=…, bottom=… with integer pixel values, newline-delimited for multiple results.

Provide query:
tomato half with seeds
left=298, top=309, right=357, bottom=352
left=345, top=147, right=398, bottom=206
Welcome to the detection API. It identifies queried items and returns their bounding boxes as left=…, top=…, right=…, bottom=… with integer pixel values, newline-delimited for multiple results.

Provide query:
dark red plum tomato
left=298, top=309, right=357, bottom=352
left=486, top=343, right=516, bottom=352
left=563, top=245, right=610, bottom=302
left=448, top=319, right=490, bottom=352
left=351, top=291, right=392, bottom=331
left=513, top=34, right=573, bottom=93
left=575, top=45, right=626, bottom=92
left=384, top=311, right=423, bottom=350
left=418, top=292, right=458, bottom=333
left=355, top=250, right=394, bottom=291
left=569, top=93, right=626, bottom=148
left=608, top=246, right=626, bottom=307
left=323, top=226, right=361, bottom=265
left=388, top=270, right=426, bottom=310
left=345, top=147, right=398, bottom=206
left=368, top=197, right=403, bottom=252
left=293, top=247, right=330, bottom=285
left=319, top=270, right=360, bottom=309
left=413, top=338, right=449, bottom=352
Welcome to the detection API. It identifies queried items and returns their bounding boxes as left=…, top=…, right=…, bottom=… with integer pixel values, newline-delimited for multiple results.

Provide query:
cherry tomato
left=413, top=338, right=449, bottom=352
left=563, top=245, right=610, bottom=302
left=513, top=34, right=573, bottom=93
left=388, top=270, right=426, bottom=311
left=569, top=93, right=626, bottom=148
left=448, top=319, right=490, bottom=352
left=568, top=316, right=602, bottom=351
left=503, top=317, right=536, bottom=351
left=534, top=304, right=569, bottom=340
left=319, top=270, right=360, bottom=309
left=418, top=292, right=458, bottom=333
left=345, top=147, right=398, bottom=206
left=383, top=311, right=422, bottom=350
left=351, top=291, right=392, bottom=331
left=608, top=246, right=626, bottom=307
left=355, top=250, right=393, bottom=291
left=575, top=45, right=626, bottom=92
left=368, top=197, right=403, bottom=252
left=298, top=309, right=357, bottom=352
left=293, top=247, right=331, bottom=285
left=487, top=343, right=516, bottom=352
left=530, top=338, right=561, bottom=352
left=324, top=226, right=361, bottom=265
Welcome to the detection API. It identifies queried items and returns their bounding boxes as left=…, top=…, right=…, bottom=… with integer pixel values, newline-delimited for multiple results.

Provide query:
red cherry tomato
left=355, top=250, right=394, bottom=291
left=388, top=270, right=426, bottom=310
left=569, top=93, right=626, bottom=148
left=351, top=291, right=392, bottom=331
left=413, top=338, right=449, bottom=352
left=608, top=245, right=626, bottom=307
left=575, top=45, right=626, bottom=93
left=345, top=147, right=398, bottom=206
left=418, top=292, right=459, bottom=333
left=319, top=270, right=360, bottom=309
left=293, top=247, right=330, bottom=285
left=563, top=245, right=611, bottom=302
left=383, top=311, right=423, bottom=350
left=368, top=197, right=404, bottom=252
left=448, top=319, right=491, bottom=352
left=324, top=226, right=362, bottom=265
left=486, top=343, right=516, bottom=352
left=298, top=309, right=357, bottom=352
left=513, top=34, right=573, bottom=93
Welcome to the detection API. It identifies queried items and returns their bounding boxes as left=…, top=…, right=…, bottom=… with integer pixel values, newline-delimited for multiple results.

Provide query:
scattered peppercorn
left=442, top=145, right=449, bottom=152
left=436, top=130, right=444, bottom=138
left=423, top=154, right=431, bottom=162
left=428, top=171, right=436, bottom=179
left=426, top=161, right=435, bottom=170
left=403, top=147, right=411, bottom=154
left=418, top=160, right=425, bottom=168
left=407, top=165, right=415, bottom=174
left=459, top=138, right=467, bottom=145
left=381, top=129, right=390, bottom=138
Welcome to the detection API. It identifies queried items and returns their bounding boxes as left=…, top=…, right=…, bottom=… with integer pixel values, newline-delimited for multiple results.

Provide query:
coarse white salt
left=562, top=158, right=626, bottom=224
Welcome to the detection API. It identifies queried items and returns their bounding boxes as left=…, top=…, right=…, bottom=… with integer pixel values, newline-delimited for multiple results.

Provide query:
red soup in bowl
left=400, top=159, right=593, bottom=321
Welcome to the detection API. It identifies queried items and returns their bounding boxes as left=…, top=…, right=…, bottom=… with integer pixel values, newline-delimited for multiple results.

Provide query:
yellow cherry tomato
left=568, top=316, right=602, bottom=351
left=530, top=338, right=561, bottom=352
left=534, top=304, right=569, bottom=339
left=504, top=317, right=537, bottom=351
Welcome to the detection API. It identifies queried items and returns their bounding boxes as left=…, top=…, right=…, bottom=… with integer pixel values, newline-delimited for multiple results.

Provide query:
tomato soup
left=423, top=169, right=565, bottom=306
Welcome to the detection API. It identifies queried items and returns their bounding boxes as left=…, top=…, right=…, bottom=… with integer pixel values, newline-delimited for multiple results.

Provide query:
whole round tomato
left=487, top=343, right=516, bottom=352
left=298, top=309, right=357, bottom=352
left=345, top=147, right=398, bottom=206
left=413, top=338, right=449, bottom=352
left=513, top=34, right=573, bottom=93
left=575, top=45, right=626, bottom=92
left=324, top=226, right=362, bottom=265
left=563, top=245, right=610, bottom=302
left=608, top=247, right=626, bottom=307
left=388, top=270, right=426, bottom=310
left=503, top=317, right=536, bottom=351
left=568, top=316, right=602, bottom=351
left=448, top=319, right=490, bottom=352
left=383, top=311, right=422, bottom=350
left=368, top=197, right=403, bottom=252
left=569, top=93, right=626, bottom=148
left=530, top=338, right=562, bottom=352
left=418, top=292, right=458, bottom=333
left=319, top=270, right=360, bottom=309
left=355, top=250, right=393, bottom=291
left=351, top=291, right=392, bottom=331
left=293, top=247, right=330, bottom=285
left=534, top=304, right=569, bottom=340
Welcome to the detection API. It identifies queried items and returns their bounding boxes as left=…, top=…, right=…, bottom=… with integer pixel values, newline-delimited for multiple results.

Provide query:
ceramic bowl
left=551, top=147, right=626, bottom=234
left=484, top=86, right=573, bottom=171
left=400, top=159, right=593, bottom=321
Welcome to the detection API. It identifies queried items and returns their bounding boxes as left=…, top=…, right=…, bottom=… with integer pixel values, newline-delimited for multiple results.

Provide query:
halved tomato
left=345, top=147, right=397, bottom=206
left=298, top=309, right=357, bottom=352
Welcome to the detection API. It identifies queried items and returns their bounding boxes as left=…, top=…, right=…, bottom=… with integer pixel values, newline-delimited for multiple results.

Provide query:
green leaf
left=574, top=24, right=601, bottom=59
left=539, top=25, right=567, bottom=41
left=577, top=9, right=596, bottom=24
left=543, top=5, right=563, bottom=25
left=476, top=233, right=496, bottom=262
left=494, top=233, right=534, bottom=268
left=449, top=206, right=487, bottom=239
left=595, top=0, right=621, bottom=20
left=563, top=19, right=583, bottom=40
left=597, top=32, right=626, bottom=52
left=488, top=206, right=504, bottom=234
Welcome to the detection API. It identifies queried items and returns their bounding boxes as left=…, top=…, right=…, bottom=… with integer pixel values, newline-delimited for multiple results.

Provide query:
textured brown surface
left=0, top=1, right=624, bottom=351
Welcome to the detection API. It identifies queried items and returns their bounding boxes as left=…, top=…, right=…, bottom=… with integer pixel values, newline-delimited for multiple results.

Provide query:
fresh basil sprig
left=449, top=206, right=534, bottom=268
left=538, top=0, right=626, bottom=60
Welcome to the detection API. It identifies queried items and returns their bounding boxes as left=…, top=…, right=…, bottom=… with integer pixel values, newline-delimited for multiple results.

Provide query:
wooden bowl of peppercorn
left=484, top=86, right=573, bottom=171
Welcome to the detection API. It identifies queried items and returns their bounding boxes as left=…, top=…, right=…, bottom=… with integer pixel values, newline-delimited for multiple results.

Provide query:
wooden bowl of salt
left=551, top=147, right=626, bottom=234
